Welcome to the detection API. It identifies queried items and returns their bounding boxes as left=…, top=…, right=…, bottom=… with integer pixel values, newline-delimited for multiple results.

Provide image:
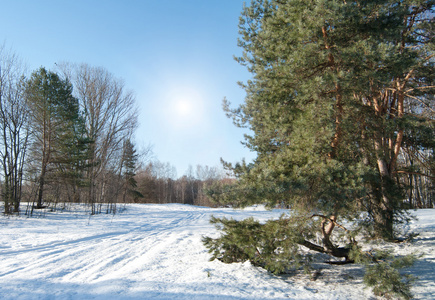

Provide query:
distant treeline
left=17, top=162, right=233, bottom=214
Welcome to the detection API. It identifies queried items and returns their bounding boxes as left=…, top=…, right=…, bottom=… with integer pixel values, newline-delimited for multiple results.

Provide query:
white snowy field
left=0, top=204, right=434, bottom=300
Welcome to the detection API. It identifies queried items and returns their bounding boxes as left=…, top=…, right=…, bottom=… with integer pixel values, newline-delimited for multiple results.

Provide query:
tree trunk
left=36, top=167, right=46, bottom=209
left=374, top=137, right=395, bottom=239
left=298, top=215, right=353, bottom=261
left=36, top=179, right=44, bottom=208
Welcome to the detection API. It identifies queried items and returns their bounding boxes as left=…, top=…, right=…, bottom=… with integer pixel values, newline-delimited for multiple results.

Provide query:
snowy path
left=0, top=204, right=434, bottom=299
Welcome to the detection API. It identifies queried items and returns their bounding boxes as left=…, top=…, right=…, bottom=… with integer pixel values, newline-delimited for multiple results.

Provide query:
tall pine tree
left=25, top=67, right=88, bottom=208
left=205, top=0, right=434, bottom=267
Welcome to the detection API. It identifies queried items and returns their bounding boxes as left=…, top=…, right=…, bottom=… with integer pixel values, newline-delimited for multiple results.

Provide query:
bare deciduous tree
left=0, top=45, right=29, bottom=214
left=59, top=63, right=138, bottom=214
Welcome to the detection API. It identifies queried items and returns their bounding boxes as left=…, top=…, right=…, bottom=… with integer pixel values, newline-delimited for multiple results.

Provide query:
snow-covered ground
left=0, top=204, right=434, bottom=300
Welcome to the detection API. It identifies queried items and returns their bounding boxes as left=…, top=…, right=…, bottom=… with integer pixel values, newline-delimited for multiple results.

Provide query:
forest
left=0, top=53, right=232, bottom=215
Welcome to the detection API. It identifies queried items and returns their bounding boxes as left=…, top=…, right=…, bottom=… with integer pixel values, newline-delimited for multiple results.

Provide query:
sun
left=175, top=98, right=193, bottom=117
left=163, top=86, right=206, bottom=130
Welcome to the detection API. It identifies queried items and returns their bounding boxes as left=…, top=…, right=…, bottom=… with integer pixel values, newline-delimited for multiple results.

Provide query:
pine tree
left=25, top=67, right=86, bottom=208
left=204, top=0, right=433, bottom=297
left=52, top=107, right=92, bottom=203
left=212, top=0, right=434, bottom=238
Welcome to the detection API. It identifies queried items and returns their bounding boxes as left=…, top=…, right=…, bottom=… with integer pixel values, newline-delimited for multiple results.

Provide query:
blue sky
left=0, top=0, right=255, bottom=176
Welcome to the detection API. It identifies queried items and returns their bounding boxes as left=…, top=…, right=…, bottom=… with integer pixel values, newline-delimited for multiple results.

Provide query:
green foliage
left=121, top=139, right=143, bottom=201
left=349, top=247, right=417, bottom=299
left=219, top=0, right=434, bottom=238
left=205, top=216, right=417, bottom=298
left=203, top=214, right=319, bottom=274
left=53, top=106, right=93, bottom=188
left=25, top=67, right=92, bottom=205
left=207, top=0, right=432, bottom=295
left=364, top=261, right=415, bottom=300
left=122, top=139, right=138, bottom=187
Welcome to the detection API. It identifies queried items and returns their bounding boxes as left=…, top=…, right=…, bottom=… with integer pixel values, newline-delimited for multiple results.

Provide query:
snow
left=0, top=204, right=434, bottom=300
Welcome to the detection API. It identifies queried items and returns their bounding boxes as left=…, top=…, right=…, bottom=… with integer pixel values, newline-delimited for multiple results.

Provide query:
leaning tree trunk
left=297, top=214, right=353, bottom=261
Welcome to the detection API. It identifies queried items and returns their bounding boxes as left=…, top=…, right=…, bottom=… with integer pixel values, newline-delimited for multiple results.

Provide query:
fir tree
left=121, top=139, right=143, bottom=203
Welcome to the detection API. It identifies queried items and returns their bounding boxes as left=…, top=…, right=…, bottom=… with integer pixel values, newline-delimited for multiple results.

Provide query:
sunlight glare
left=163, top=85, right=207, bottom=131
left=175, top=98, right=193, bottom=117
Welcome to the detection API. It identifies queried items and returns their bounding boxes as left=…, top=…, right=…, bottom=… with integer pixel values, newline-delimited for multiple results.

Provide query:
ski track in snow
left=0, top=204, right=434, bottom=300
